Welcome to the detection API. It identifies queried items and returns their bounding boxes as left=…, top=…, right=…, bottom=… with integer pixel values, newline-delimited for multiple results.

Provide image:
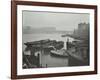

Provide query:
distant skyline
left=23, top=11, right=89, bottom=31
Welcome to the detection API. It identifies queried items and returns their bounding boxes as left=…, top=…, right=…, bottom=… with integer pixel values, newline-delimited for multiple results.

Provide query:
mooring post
left=37, top=53, right=40, bottom=67
left=66, top=38, right=69, bottom=50
left=46, top=64, right=47, bottom=68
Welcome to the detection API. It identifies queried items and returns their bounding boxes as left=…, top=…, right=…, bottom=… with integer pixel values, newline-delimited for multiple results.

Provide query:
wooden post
left=66, top=38, right=69, bottom=50
left=37, top=53, right=40, bottom=67
left=46, top=64, right=47, bottom=68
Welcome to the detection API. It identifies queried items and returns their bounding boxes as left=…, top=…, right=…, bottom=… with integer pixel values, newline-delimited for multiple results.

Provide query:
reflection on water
left=41, top=52, right=68, bottom=67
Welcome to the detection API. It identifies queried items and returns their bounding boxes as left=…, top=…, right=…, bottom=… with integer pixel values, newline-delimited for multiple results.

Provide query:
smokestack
left=64, top=37, right=69, bottom=50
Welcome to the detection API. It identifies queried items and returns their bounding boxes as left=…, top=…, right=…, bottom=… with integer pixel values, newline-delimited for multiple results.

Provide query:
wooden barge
left=24, top=39, right=64, bottom=50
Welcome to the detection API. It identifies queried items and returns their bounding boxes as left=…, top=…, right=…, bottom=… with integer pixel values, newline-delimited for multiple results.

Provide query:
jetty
left=61, top=33, right=89, bottom=66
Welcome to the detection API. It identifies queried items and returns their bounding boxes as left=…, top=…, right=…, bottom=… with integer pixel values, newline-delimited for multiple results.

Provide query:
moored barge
left=50, top=49, right=68, bottom=58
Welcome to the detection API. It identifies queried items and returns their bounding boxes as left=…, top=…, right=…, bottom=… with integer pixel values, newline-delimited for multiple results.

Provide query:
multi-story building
left=68, top=22, right=90, bottom=66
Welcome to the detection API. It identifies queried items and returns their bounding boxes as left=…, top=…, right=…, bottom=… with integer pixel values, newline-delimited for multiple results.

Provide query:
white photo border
left=17, top=5, right=95, bottom=75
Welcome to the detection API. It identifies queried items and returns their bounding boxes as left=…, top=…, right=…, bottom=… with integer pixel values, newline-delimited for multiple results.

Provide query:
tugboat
left=50, top=49, right=68, bottom=58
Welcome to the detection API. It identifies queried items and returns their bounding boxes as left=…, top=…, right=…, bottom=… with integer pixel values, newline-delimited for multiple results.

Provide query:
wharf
left=67, top=48, right=89, bottom=66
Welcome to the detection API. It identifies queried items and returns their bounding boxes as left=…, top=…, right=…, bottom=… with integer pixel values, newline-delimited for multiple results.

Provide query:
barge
left=24, top=39, right=64, bottom=50
left=50, top=49, right=68, bottom=58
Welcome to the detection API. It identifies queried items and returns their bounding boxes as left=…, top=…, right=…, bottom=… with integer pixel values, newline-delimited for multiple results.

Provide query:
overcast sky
left=23, top=11, right=89, bottom=31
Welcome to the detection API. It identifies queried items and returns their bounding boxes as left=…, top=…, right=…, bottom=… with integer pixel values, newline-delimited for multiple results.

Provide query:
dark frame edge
left=11, top=1, right=17, bottom=79
left=16, top=71, right=96, bottom=79
left=14, top=1, right=97, bottom=9
left=94, top=6, right=98, bottom=74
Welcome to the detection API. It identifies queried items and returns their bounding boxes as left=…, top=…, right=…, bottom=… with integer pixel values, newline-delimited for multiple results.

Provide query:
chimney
left=64, top=38, right=69, bottom=50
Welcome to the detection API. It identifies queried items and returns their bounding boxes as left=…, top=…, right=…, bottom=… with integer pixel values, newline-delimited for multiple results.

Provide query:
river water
left=23, top=33, right=74, bottom=67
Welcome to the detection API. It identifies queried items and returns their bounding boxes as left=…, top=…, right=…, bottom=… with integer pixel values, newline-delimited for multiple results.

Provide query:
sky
left=23, top=11, right=89, bottom=31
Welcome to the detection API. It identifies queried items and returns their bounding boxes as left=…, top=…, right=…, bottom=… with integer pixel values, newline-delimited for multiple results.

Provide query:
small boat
left=50, top=49, right=68, bottom=57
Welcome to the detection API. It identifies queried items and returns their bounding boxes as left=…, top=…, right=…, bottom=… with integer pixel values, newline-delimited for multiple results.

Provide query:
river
left=23, top=33, right=74, bottom=67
